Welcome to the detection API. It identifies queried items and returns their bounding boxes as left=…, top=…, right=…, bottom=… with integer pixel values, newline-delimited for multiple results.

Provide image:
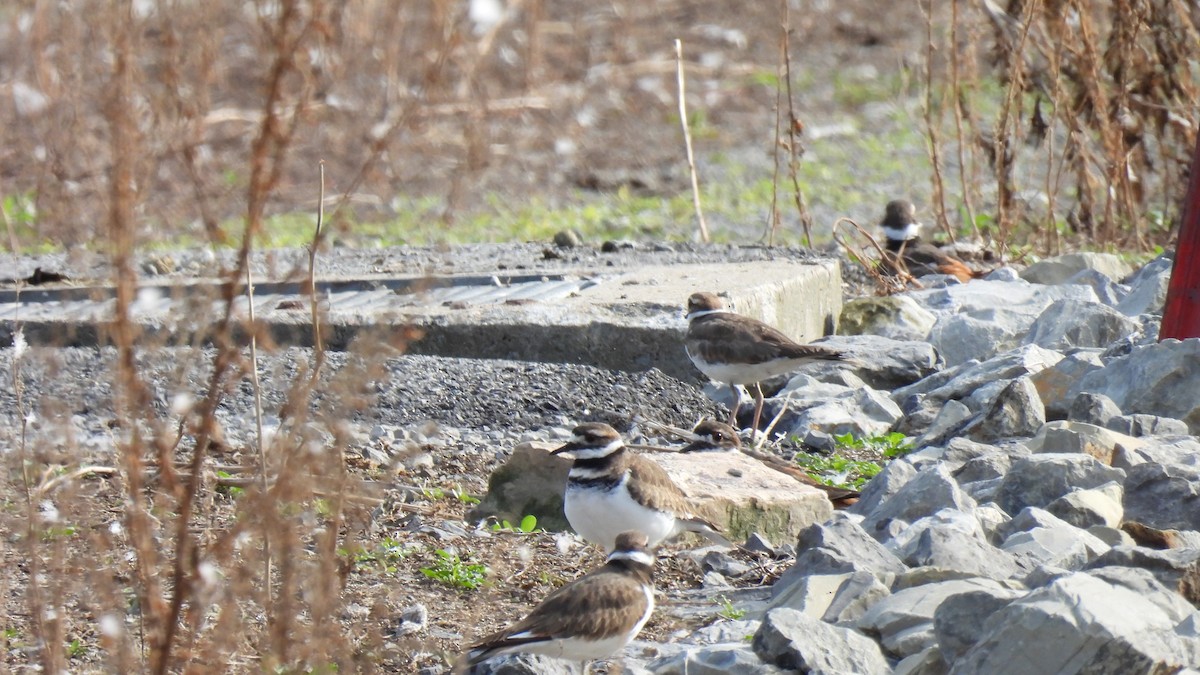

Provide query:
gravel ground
left=1, top=240, right=846, bottom=286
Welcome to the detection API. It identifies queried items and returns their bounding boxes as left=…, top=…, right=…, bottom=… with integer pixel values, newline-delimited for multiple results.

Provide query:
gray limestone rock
left=895, top=646, right=950, bottom=675
left=1123, top=462, right=1200, bottom=531
left=1117, top=255, right=1172, bottom=316
left=960, top=376, right=1045, bottom=443
left=1044, top=481, right=1123, bottom=529
left=1067, top=392, right=1122, bottom=426
left=1112, top=435, right=1200, bottom=469
left=896, top=344, right=1063, bottom=407
left=647, top=643, right=783, bottom=675
left=953, top=450, right=1022, bottom=484
left=951, top=571, right=1200, bottom=674
left=779, top=513, right=908, bottom=586
left=774, top=380, right=903, bottom=438
left=1029, top=351, right=1105, bottom=419
left=811, top=334, right=944, bottom=390
left=754, top=608, right=891, bottom=675
left=1020, top=252, right=1133, bottom=285
left=1024, top=420, right=1144, bottom=465
left=1000, top=524, right=1110, bottom=571
left=927, top=312, right=1025, bottom=367
left=861, top=464, right=977, bottom=541
left=1085, top=546, right=1200, bottom=601
left=838, top=295, right=938, bottom=342
left=995, top=453, right=1126, bottom=516
left=1106, top=413, right=1191, bottom=437
left=468, top=654, right=582, bottom=674
left=769, top=570, right=891, bottom=624
left=1065, top=267, right=1130, bottom=307
left=913, top=400, right=974, bottom=448
left=850, top=459, right=919, bottom=518
left=857, top=577, right=1019, bottom=659
left=933, top=589, right=1022, bottom=664
left=891, top=509, right=1023, bottom=580
left=974, top=503, right=1013, bottom=544
left=1023, top=298, right=1138, bottom=351
left=1071, top=338, right=1200, bottom=433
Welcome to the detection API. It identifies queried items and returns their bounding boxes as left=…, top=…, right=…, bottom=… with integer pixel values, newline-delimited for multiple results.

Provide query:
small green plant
left=833, top=431, right=914, bottom=459
left=490, top=514, right=539, bottom=534
left=716, top=595, right=746, bottom=621
left=216, top=471, right=245, bottom=498
left=420, top=550, right=487, bottom=591
left=794, top=452, right=882, bottom=490
left=65, top=638, right=86, bottom=658
left=450, top=485, right=480, bottom=505
left=341, top=536, right=411, bottom=574
left=41, top=525, right=77, bottom=541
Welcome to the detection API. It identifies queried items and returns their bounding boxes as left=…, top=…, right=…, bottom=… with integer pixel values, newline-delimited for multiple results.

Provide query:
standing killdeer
left=458, top=530, right=655, bottom=673
left=554, top=422, right=731, bottom=553
left=681, top=419, right=860, bottom=508
left=880, top=199, right=980, bottom=283
left=685, top=292, right=848, bottom=432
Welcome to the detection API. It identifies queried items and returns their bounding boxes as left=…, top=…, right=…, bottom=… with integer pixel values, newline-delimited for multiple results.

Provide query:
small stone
left=995, top=453, right=1126, bottom=516
left=552, top=229, right=583, bottom=248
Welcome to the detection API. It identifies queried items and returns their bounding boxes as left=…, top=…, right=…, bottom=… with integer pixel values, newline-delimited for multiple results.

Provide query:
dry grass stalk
left=675, top=39, right=711, bottom=244
left=780, top=2, right=814, bottom=249
left=833, top=217, right=917, bottom=295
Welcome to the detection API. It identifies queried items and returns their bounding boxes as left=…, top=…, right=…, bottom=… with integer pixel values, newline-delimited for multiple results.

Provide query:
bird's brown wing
left=625, top=454, right=698, bottom=516
left=689, top=315, right=845, bottom=365
left=466, top=569, right=650, bottom=660
left=900, top=242, right=979, bottom=283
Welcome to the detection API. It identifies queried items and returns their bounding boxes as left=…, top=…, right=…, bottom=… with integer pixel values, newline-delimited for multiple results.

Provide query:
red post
left=1161, top=128, right=1200, bottom=340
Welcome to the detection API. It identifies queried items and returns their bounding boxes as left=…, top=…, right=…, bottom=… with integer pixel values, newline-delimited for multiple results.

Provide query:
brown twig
left=674, top=39, right=710, bottom=244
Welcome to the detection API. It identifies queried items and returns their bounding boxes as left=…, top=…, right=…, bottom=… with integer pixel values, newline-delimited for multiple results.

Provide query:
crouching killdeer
left=685, top=292, right=848, bottom=432
left=880, top=199, right=982, bottom=283
left=457, top=531, right=655, bottom=673
left=682, top=419, right=860, bottom=508
left=554, top=422, right=731, bottom=553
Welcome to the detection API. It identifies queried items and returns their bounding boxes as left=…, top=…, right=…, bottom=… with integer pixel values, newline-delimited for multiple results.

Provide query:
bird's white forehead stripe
left=686, top=308, right=726, bottom=320
left=608, top=550, right=654, bottom=567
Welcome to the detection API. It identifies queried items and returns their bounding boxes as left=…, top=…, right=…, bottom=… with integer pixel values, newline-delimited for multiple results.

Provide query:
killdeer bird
left=681, top=419, right=860, bottom=508
left=458, top=530, right=655, bottom=673
left=554, top=422, right=731, bottom=553
left=880, top=199, right=981, bottom=283
left=685, top=292, right=848, bottom=432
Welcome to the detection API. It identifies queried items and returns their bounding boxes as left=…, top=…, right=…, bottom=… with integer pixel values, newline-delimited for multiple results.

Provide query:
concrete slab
left=0, top=257, right=842, bottom=379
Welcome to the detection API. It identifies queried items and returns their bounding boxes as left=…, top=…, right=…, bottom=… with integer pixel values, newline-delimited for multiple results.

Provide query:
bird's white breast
left=564, top=473, right=677, bottom=552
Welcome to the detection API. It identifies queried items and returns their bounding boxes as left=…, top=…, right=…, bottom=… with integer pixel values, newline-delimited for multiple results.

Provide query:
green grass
left=420, top=550, right=487, bottom=591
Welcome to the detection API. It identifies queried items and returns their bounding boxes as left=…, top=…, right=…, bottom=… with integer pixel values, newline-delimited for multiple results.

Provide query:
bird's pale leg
left=751, top=382, right=766, bottom=438
left=726, top=384, right=741, bottom=427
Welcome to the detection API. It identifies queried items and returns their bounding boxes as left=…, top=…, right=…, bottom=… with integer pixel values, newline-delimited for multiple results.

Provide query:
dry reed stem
left=919, top=0, right=952, bottom=240
left=780, top=2, right=813, bottom=249
left=675, top=39, right=710, bottom=244
left=832, top=217, right=916, bottom=295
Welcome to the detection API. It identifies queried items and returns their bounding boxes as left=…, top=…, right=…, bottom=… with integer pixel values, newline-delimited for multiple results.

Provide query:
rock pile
left=472, top=252, right=1200, bottom=674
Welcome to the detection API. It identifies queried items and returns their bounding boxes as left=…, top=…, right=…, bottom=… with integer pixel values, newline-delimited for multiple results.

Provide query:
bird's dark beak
left=551, top=443, right=574, bottom=456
